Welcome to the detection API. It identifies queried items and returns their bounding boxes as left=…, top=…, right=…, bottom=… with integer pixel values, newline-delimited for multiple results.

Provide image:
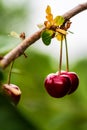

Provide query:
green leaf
left=54, top=16, right=65, bottom=26
left=41, top=30, right=54, bottom=45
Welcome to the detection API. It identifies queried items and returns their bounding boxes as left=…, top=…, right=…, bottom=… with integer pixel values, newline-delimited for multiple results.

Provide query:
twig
left=0, top=2, right=87, bottom=69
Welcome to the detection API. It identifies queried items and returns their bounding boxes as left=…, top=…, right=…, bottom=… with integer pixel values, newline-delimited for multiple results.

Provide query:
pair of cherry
left=44, top=71, right=79, bottom=98
left=44, top=36, right=79, bottom=98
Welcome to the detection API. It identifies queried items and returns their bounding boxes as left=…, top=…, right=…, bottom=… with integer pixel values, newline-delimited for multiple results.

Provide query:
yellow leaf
left=37, top=24, right=45, bottom=29
left=10, top=31, right=19, bottom=38
left=46, top=5, right=51, bottom=14
left=46, top=14, right=53, bottom=22
left=56, top=33, right=64, bottom=41
left=56, top=28, right=67, bottom=35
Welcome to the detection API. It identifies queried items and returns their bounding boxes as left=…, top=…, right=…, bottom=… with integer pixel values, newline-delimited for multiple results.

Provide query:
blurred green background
left=0, top=1, right=87, bottom=130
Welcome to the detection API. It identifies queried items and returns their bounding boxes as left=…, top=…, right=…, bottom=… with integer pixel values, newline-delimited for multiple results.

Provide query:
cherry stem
left=58, top=35, right=63, bottom=74
left=64, top=36, right=69, bottom=72
left=7, top=60, right=14, bottom=84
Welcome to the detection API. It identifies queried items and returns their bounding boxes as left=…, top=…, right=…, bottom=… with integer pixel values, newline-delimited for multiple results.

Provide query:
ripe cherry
left=61, top=71, right=79, bottom=94
left=2, top=84, right=21, bottom=105
left=44, top=73, right=71, bottom=98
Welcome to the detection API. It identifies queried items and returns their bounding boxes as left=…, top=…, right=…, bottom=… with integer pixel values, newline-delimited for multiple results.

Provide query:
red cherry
left=2, top=84, right=21, bottom=105
left=44, top=73, right=71, bottom=98
left=61, top=72, right=79, bottom=94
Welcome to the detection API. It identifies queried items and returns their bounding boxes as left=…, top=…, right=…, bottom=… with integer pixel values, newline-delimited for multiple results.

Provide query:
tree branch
left=0, top=2, right=87, bottom=69
left=63, top=2, right=87, bottom=20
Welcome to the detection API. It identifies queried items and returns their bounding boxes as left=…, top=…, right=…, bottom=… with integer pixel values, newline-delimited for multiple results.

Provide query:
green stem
left=65, top=36, right=69, bottom=72
left=58, top=35, right=63, bottom=74
left=7, top=60, right=14, bottom=84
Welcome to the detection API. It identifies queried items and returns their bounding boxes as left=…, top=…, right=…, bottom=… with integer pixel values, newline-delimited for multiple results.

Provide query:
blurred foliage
left=0, top=0, right=28, bottom=54
left=2, top=49, right=87, bottom=130
left=0, top=67, right=4, bottom=82
left=0, top=1, right=87, bottom=130
left=0, top=94, right=39, bottom=130
left=0, top=0, right=28, bottom=34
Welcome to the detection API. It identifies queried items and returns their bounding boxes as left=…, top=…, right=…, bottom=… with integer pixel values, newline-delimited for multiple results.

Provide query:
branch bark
left=0, top=2, right=87, bottom=69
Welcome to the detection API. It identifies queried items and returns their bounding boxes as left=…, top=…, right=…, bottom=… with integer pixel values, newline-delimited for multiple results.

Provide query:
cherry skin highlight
left=44, top=73, right=71, bottom=98
left=61, top=71, right=79, bottom=94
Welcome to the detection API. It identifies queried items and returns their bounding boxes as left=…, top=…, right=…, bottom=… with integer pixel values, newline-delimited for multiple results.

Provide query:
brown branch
left=63, top=2, right=87, bottom=20
left=0, top=2, right=87, bottom=69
